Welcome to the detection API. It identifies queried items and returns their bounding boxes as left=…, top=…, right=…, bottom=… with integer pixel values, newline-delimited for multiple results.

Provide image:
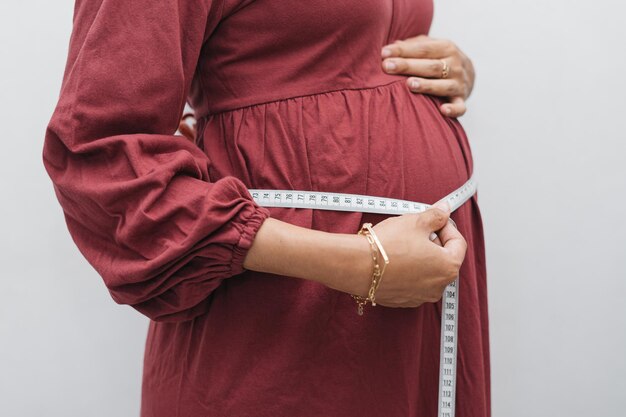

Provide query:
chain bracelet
left=351, top=223, right=390, bottom=315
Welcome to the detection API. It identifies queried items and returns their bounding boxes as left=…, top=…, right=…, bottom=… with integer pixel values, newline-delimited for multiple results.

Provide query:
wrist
left=316, top=232, right=372, bottom=297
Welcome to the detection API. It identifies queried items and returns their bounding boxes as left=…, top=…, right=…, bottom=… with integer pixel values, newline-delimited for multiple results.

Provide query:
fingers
left=437, top=220, right=467, bottom=266
left=427, top=201, right=448, bottom=246
left=382, top=37, right=455, bottom=60
left=440, top=96, right=467, bottom=118
left=383, top=57, right=449, bottom=79
left=430, top=232, right=443, bottom=247
left=417, top=204, right=450, bottom=235
left=407, top=77, right=465, bottom=98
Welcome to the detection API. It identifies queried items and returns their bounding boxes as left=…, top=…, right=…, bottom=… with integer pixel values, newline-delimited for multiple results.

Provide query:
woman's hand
left=364, top=204, right=468, bottom=308
left=380, top=35, right=475, bottom=118
left=243, top=203, right=467, bottom=310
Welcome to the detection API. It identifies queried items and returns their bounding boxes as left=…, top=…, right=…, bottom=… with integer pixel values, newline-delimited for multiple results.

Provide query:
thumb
left=418, top=201, right=450, bottom=233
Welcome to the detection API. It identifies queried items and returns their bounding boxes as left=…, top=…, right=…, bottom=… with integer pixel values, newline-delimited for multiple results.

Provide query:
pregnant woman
left=42, top=0, right=489, bottom=416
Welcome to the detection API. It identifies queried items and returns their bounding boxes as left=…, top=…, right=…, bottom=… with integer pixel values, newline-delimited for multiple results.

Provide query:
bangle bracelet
left=351, top=222, right=390, bottom=315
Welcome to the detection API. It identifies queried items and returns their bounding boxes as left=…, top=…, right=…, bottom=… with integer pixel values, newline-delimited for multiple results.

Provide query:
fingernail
left=445, top=107, right=452, bottom=115
left=384, top=61, right=397, bottom=71
left=410, top=80, right=420, bottom=89
left=433, top=201, right=450, bottom=212
left=381, top=47, right=392, bottom=57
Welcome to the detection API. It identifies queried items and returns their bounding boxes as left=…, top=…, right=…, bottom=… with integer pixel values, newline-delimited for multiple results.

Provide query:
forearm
left=242, top=217, right=371, bottom=297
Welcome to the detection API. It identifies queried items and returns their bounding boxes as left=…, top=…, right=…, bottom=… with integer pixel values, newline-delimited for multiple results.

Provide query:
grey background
left=1, top=0, right=625, bottom=416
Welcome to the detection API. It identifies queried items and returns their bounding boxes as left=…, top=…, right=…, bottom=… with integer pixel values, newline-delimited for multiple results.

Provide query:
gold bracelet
left=351, top=222, right=390, bottom=315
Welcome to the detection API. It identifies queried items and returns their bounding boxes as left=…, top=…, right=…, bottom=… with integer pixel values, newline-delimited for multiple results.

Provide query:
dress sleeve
left=42, top=0, right=271, bottom=322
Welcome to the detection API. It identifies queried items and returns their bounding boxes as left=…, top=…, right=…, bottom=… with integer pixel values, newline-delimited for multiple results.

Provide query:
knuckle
left=451, top=65, right=462, bottom=79
left=456, top=81, right=466, bottom=96
left=446, top=40, right=458, bottom=53
left=459, top=235, right=468, bottom=252
left=463, top=84, right=471, bottom=98
left=427, top=291, right=442, bottom=303
left=430, top=60, right=442, bottom=74
left=444, top=269, right=457, bottom=284
left=446, top=259, right=462, bottom=279
left=394, top=44, right=405, bottom=56
left=415, top=217, right=428, bottom=231
left=453, top=258, right=463, bottom=272
left=420, top=44, right=432, bottom=56
left=430, top=209, right=445, bottom=225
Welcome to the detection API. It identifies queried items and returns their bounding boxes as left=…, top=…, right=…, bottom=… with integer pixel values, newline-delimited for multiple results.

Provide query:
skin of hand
left=368, top=202, right=466, bottom=307
left=380, top=35, right=476, bottom=118
left=243, top=202, right=467, bottom=308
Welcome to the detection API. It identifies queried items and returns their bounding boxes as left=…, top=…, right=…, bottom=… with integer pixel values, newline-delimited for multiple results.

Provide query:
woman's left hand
left=381, top=35, right=475, bottom=117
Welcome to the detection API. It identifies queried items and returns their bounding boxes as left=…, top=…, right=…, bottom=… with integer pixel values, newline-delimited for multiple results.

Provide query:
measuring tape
left=250, top=174, right=477, bottom=417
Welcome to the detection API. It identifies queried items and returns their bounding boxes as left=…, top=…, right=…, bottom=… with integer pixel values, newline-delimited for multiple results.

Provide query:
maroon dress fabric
left=42, top=0, right=490, bottom=416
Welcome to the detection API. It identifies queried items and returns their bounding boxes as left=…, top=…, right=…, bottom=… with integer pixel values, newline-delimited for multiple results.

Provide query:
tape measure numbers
left=250, top=175, right=477, bottom=417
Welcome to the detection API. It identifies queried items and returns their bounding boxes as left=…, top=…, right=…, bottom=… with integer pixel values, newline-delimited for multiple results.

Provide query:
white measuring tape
left=250, top=174, right=477, bottom=417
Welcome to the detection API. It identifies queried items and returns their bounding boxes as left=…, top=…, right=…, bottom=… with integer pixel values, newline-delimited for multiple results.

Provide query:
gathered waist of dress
left=192, top=74, right=421, bottom=118
left=196, top=73, right=473, bottom=213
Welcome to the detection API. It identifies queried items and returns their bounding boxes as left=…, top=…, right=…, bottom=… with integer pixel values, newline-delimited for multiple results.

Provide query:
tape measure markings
left=250, top=175, right=475, bottom=215
left=249, top=174, right=476, bottom=417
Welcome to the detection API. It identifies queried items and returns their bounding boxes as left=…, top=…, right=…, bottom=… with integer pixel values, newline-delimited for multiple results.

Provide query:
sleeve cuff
left=229, top=203, right=271, bottom=277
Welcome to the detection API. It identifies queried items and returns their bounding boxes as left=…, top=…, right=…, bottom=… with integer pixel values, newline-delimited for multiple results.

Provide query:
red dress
left=43, top=0, right=490, bottom=416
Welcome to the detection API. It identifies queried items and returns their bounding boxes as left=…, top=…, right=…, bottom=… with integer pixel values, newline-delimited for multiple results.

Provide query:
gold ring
left=440, top=60, right=450, bottom=79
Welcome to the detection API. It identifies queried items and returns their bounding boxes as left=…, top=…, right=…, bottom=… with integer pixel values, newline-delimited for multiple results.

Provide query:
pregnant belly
left=200, top=78, right=473, bottom=231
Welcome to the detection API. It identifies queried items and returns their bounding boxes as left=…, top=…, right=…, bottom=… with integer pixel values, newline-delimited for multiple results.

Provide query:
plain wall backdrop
left=1, top=0, right=625, bottom=416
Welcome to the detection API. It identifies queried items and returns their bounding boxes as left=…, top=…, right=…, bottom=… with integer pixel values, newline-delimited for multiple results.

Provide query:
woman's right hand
left=361, top=204, right=467, bottom=308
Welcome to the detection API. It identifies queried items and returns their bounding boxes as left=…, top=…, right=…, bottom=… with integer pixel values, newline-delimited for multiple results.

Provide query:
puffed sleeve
left=42, top=0, right=271, bottom=322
